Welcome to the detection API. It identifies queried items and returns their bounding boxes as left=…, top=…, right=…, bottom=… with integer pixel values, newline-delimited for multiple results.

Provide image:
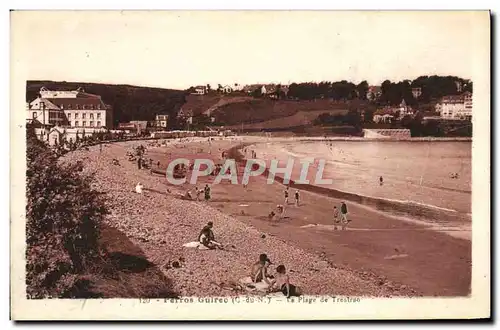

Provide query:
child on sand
left=333, top=206, right=340, bottom=230
left=135, top=182, right=144, bottom=194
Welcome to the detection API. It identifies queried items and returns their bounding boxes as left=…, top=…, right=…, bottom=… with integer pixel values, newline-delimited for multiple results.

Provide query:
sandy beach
left=62, top=137, right=471, bottom=297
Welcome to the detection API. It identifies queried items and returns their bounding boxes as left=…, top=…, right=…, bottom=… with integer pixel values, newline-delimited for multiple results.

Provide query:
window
left=97, top=121, right=101, bottom=127
left=68, top=104, right=72, bottom=110
left=97, top=113, right=101, bottom=119
left=90, top=121, right=94, bottom=127
left=75, top=121, right=79, bottom=127
left=83, top=121, right=87, bottom=127
left=97, top=104, right=101, bottom=110
left=90, top=113, right=94, bottom=119
left=82, top=113, right=86, bottom=119
left=90, top=104, right=94, bottom=110
left=76, top=104, right=80, bottom=110
left=67, top=113, right=71, bottom=119
left=75, top=113, right=79, bottom=119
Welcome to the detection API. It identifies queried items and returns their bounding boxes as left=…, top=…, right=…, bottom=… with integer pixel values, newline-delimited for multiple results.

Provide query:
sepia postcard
left=10, top=10, right=491, bottom=320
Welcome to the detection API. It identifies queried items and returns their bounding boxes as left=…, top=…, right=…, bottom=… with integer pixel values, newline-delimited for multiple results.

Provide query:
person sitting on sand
left=204, top=184, right=211, bottom=201
left=251, top=254, right=273, bottom=286
left=198, top=222, right=221, bottom=249
left=184, top=190, right=193, bottom=200
left=135, top=182, right=144, bottom=194
left=271, top=265, right=301, bottom=298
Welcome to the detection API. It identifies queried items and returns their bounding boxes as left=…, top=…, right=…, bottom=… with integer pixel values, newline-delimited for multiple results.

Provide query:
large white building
left=27, top=87, right=113, bottom=129
left=439, top=92, right=472, bottom=120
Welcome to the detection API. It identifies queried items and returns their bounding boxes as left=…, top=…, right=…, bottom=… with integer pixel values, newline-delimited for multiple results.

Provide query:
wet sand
left=148, top=138, right=471, bottom=296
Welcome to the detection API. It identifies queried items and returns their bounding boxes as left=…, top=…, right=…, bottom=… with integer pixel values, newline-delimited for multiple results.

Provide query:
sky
left=11, top=11, right=489, bottom=90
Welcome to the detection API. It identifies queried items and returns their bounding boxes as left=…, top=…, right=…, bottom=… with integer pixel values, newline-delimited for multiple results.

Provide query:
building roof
left=47, top=97, right=105, bottom=109
left=29, top=98, right=61, bottom=110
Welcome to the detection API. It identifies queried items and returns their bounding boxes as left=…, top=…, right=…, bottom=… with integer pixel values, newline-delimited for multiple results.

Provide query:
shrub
left=25, top=128, right=108, bottom=298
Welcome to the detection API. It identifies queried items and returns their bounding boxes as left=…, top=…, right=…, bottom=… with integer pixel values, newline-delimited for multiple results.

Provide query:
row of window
left=72, top=121, right=101, bottom=127
left=61, top=104, right=101, bottom=110
left=67, top=113, right=101, bottom=119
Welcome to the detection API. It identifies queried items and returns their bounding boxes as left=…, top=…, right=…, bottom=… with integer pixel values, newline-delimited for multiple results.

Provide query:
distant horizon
left=26, top=74, right=472, bottom=92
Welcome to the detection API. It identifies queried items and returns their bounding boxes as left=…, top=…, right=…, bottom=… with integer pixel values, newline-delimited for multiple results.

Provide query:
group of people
left=250, top=253, right=301, bottom=297
left=194, top=223, right=300, bottom=297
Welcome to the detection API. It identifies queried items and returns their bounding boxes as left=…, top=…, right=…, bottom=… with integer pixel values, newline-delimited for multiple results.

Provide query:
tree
left=26, top=129, right=108, bottom=298
left=356, top=81, right=369, bottom=100
left=251, top=87, right=262, bottom=98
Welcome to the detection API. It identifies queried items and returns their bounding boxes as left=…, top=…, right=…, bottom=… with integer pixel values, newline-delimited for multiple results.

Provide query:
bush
left=25, top=128, right=108, bottom=298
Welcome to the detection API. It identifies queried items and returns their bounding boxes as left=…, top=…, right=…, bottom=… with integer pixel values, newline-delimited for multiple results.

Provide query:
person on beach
left=198, top=222, right=221, bottom=249
left=251, top=254, right=273, bottom=286
left=284, top=187, right=289, bottom=205
left=379, top=176, right=384, bottom=186
left=333, top=206, right=340, bottom=230
left=195, top=186, right=203, bottom=201
left=137, top=157, right=142, bottom=170
left=204, top=184, right=211, bottom=201
left=340, top=201, right=349, bottom=230
left=271, top=265, right=301, bottom=298
left=295, top=190, right=300, bottom=206
left=276, top=204, right=285, bottom=220
left=135, top=182, right=144, bottom=194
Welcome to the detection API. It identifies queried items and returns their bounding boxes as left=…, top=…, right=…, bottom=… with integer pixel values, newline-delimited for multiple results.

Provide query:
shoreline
left=233, top=141, right=471, bottom=236
left=63, top=137, right=471, bottom=297
left=63, top=138, right=412, bottom=297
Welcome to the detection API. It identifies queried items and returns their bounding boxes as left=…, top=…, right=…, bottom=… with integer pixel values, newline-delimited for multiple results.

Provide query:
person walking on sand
left=294, top=190, right=300, bottom=207
left=333, top=206, right=340, bottom=230
left=204, top=184, right=211, bottom=201
left=284, top=187, right=289, bottom=205
left=340, top=201, right=349, bottom=230
left=379, top=176, right=384, bottom=186
left=137, top=157, right=142, bottom=170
